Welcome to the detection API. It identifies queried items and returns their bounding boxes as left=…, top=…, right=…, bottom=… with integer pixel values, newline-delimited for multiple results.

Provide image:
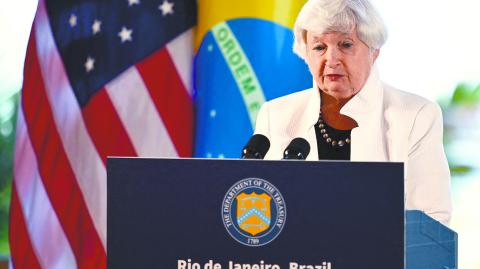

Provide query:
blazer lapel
left=285, top=67, right=389, bottom=162
left=294, top=87, right=320, bottom=161
left=341, top=67, right=389, bottom=162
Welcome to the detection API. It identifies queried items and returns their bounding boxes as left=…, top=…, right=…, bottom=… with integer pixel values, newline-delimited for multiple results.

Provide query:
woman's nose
left=324, top=47, right=341, bottom=67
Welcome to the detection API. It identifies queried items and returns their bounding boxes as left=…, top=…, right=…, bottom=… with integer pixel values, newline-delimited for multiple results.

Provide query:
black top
left=314, top=120, right=352, bottom=160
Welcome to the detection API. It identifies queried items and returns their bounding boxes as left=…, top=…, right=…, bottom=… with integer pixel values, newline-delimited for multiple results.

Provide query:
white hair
left=293, top=0, right=388, bottom=59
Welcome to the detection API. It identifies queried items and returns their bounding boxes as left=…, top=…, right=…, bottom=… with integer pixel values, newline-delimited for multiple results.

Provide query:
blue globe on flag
left=194, top=18, right=312, bottom=158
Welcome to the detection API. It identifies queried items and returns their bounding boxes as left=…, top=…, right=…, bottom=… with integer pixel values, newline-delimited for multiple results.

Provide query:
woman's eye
left=313, top=45, right=326, bottom=51
left=341, top=42, right=353, bottom=49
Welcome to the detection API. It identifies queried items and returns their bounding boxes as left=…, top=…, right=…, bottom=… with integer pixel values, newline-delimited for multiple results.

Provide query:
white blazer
left=254, top=68, right=452, bottom=225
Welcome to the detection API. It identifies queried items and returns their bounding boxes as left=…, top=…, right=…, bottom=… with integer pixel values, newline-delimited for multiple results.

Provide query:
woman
left=254, top=0, right=452, bottom=224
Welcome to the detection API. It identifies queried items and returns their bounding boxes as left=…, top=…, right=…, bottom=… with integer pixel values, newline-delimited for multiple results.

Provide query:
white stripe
left=105, top=67, right=178, bottom=157
left=166, top=29, right=194, bottom=96
left=34, top=0, right=106, bottom=247
left=14, top=109, right=77, bottom=269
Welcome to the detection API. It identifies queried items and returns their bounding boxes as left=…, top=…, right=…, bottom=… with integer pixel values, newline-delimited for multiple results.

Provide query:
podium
left=406, top=210, right=457, bottom=269
left=107, top=158, right=457, bottom=269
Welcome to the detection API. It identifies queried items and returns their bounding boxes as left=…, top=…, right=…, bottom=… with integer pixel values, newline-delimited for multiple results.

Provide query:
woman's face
left=305, top=29, right=379, bottom=101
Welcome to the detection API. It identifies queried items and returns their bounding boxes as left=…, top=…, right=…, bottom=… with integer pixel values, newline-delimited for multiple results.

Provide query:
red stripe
left=82, top=88, right=137, bottom=165
left=21, top=31, right=106, bottom=269
left=9, top=183, right=42, bottom=269
left=136, top=48, right=193, bottom=157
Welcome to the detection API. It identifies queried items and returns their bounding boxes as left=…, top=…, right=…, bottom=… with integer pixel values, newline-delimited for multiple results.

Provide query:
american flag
left=9, top=0, right=196, bottom=267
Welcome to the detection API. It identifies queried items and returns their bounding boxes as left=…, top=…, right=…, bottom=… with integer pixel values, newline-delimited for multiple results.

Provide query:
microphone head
left=283, top=138, right=310, bottom=160
left=241, top=134, right=270, bottom=159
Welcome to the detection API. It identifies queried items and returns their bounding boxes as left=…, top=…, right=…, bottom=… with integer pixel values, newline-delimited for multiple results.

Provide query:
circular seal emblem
left=221, top=178, right=287, bottom=247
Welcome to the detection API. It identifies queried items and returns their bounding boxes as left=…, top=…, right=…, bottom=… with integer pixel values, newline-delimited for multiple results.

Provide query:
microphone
left=241, top=134, right=271, bottom=159
left=283, top=138, right=310, bottom=160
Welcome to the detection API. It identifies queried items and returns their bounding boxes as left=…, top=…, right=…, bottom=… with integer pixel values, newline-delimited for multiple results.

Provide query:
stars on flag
left=66, top=0, right=182, bottom=79
left=205, top=109, right=224, bottom=158
left=69, top=14, right=77, bottom=27
left=84, top=56, right=95, bottom=73
left=204, top=152, right=226, bottom=159
left=128, top=0, right=140, bottom=6
left=92, top=20, right=102, bottom=35
left=159, top=0, right=174, bottom=16
left=118, top=26, right=133, bottom=43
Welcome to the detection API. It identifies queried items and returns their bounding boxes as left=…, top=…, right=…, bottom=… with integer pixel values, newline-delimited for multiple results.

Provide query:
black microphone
left=283, top=138, right=310, bottom=160
left=241, top=134, right=270, bottom=159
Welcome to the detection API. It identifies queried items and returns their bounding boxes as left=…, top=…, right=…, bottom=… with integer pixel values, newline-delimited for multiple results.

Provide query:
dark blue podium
left=406, top=210, right=457, bottom=269
left=107, top=158, right=457, bottom=269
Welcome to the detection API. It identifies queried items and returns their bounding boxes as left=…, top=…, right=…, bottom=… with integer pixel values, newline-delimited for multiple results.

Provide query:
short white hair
left=293, top=0, right=388, bottom=59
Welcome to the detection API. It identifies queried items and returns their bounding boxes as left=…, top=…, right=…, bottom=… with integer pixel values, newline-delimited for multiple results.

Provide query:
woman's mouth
left=324, top=74, right=344, bottom=81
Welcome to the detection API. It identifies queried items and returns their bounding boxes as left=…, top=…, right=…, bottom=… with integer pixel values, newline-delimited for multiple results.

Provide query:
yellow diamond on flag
left=195, top=0, right=307, bottom=50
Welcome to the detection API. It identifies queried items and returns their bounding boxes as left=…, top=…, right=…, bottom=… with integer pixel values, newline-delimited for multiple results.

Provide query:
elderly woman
left=254, top=0, right=452, bottom=224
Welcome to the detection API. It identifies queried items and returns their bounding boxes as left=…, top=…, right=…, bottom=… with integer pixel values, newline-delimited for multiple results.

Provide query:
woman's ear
left=372, top=49, right=380, bottom=62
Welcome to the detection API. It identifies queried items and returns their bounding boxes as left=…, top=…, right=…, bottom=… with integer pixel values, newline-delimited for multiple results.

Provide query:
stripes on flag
left=9, top=188, right=42, bottom=269
left=22, top=29, right=107, bottom=268
left=136, top=46, right=193, bottom=157
left=104, top=66, right=179, bottom=158
left=10, top=0, right=196, bottom=267
left=12, top=110, right=76, bottom=269
left=33, top=1, right=108, bottom=248
left=82, top=88, right=137, bottom=164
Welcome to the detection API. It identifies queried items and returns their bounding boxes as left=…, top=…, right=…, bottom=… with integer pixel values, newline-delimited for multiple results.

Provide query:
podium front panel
left=107, top=158, right=404, bottom=269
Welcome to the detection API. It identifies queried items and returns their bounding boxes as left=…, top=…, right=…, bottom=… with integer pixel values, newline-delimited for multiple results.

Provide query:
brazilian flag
left=194, top=0, right=311, bottom=158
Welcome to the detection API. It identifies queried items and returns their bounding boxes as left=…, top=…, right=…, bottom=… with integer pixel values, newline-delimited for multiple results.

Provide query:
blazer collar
left=300, top=66, right=384, bottom=129
left=297, top=81, right=321, bottom=160
left=298, top=66, right=388, bottom=161
left=340, top=66, right=383, bottom=126
left=342, top=66, right=389, bottom=161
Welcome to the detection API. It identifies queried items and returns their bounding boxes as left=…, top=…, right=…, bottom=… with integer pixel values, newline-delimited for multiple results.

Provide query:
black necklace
left=317, top=112, right=351, bottom=147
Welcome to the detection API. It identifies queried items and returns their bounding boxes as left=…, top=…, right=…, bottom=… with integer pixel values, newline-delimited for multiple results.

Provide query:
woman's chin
left=322, top=88, right=355, bottom=102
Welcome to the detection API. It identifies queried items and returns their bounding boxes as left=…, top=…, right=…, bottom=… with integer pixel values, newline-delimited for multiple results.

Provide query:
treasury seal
left=221, top=178, right=287, bottom=246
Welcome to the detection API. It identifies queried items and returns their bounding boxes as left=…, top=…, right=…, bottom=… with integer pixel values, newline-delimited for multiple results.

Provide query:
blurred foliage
left=0, top=92, right=18, bottom=256
left=441, top=83, right=480, bottom=176
left=451, top=83, right=480, bottom=107
left=450, top=165, right=473, bottom=174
